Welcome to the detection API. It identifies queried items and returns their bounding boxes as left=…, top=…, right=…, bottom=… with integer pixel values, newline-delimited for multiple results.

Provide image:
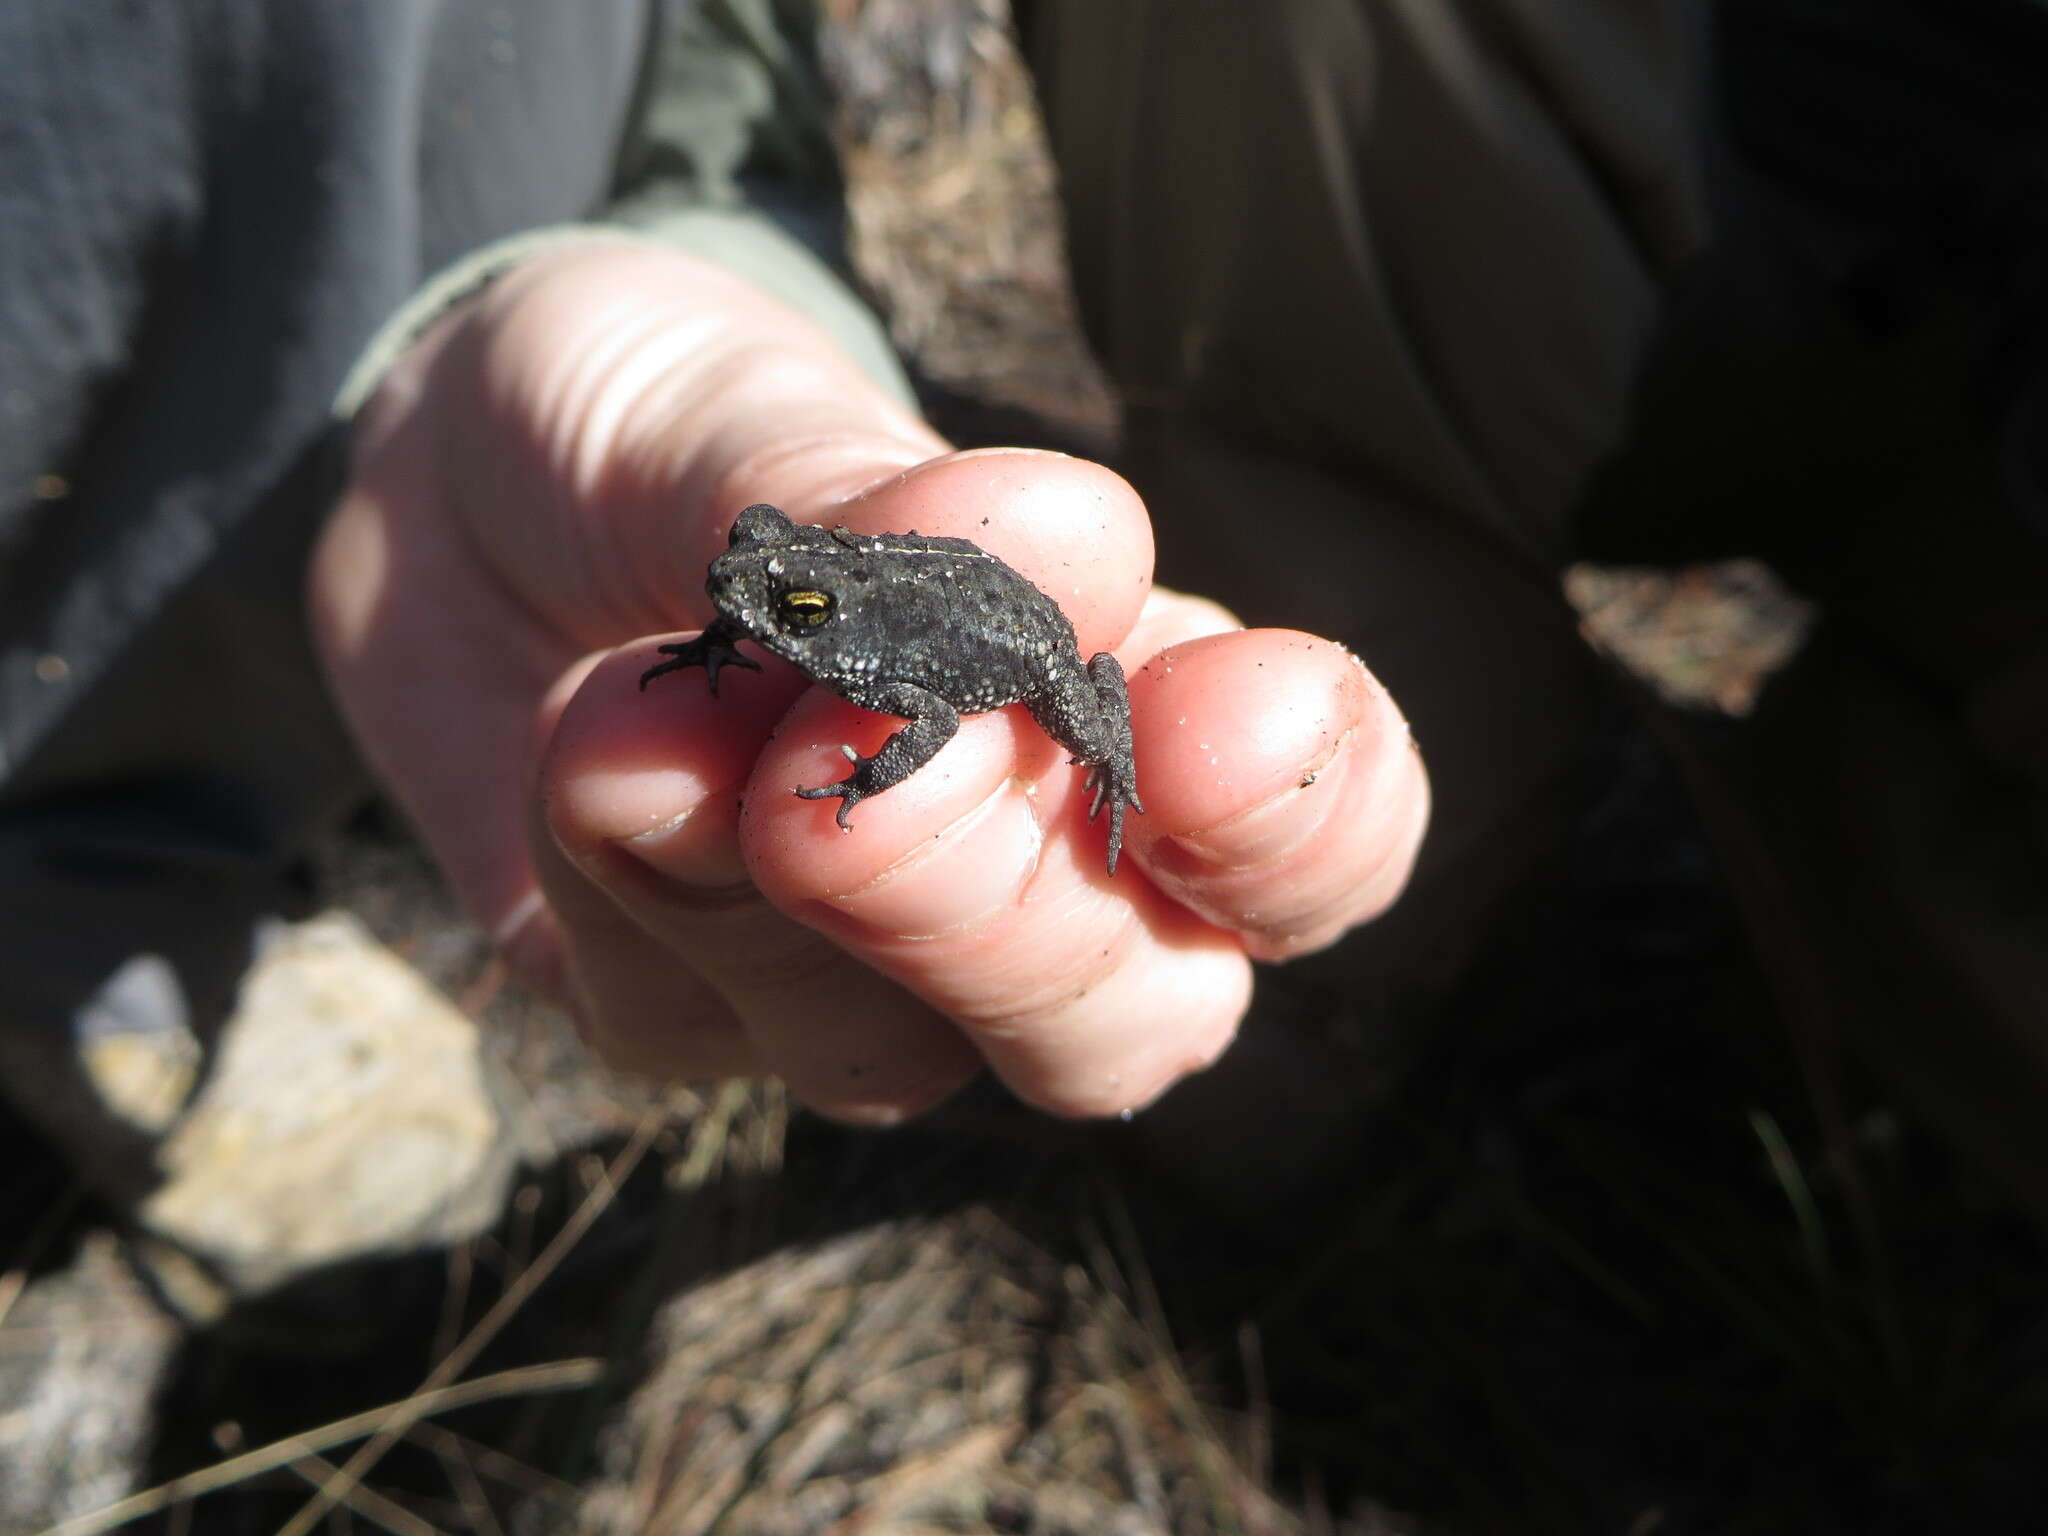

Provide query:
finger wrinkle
left=604, top=781, right=753, bottom=889
left=942, top=909, right=1145, bottom=1043
left=714, top=922, right=861, bottom=1003
left=1238, top=832, right=1416, bottom=960
left=1163, top=726, right=1358, bottom=873
left=808, top=779, right=1045, bottom=940
left=600, top=836, right=760, bottom=910
left=961, top=886, right=1183, bottom=1037
left=996, top=940, right=1250, bottom=1118
left=1234, top=751, right=1429, bottom=957
left=1142, top=707, right=1421, bottom=952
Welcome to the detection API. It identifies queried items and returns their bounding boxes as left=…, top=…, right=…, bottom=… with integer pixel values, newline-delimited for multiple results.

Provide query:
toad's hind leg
left=794, top=681, right=959, bottom=829
left=1030, top=653, right=1143, bottom=875
left=1081, top=653, right=1143, bottom=875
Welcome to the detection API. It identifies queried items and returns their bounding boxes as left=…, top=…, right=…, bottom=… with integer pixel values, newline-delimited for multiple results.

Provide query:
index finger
left=792, top=447, right=1155, bottom=655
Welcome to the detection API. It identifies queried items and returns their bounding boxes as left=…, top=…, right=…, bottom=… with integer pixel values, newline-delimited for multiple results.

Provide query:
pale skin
left=310, top=240, right=1432, bottom=1124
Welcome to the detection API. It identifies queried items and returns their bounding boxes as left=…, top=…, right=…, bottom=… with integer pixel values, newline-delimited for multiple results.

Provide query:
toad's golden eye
left=778, top=589, right=834, bottom=630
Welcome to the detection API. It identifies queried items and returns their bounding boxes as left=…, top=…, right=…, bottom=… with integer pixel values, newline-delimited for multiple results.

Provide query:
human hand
left=311, top=240, right=1429, bottom=1122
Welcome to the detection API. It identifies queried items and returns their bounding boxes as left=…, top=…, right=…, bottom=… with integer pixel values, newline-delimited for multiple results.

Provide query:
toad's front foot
left=639, top=619, right=760, bottom=695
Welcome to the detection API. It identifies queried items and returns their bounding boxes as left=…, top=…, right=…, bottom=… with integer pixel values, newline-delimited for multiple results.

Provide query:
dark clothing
left=0, top=0, right=860, bottom=1184
left=1, top=1, right=646, bottom=784
left=1015, top=0, right=2048, bottom=1202
left=1016, top=0, right=1713, bottom=1006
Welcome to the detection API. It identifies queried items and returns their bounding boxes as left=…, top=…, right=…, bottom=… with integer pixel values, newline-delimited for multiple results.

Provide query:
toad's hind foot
left=1077, top=652, right=1142, bottom=876
left=793, top=775, right=867, bottom=831
left=1082, top=758, right=1143, bottom=877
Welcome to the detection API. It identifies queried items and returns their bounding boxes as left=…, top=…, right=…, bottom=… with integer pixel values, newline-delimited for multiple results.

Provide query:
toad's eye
left=778, top=589, right=834, bottom=631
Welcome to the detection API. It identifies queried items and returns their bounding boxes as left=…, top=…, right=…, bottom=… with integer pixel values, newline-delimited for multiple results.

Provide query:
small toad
left=641, top=504, right=1143, bottom=874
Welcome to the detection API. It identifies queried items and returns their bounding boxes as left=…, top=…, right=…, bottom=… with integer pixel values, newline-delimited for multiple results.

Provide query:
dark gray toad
left=641, top=504, right=1144, bottom=874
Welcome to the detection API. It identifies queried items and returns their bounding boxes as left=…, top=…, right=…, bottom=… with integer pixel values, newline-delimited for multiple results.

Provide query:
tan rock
left=139, top=911, right=517, bottom=1298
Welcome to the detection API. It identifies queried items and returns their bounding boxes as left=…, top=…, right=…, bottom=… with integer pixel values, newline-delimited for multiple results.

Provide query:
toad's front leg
left=795, top=681, right=960, bottom=829
left=638, top=616, right=761, bottom=695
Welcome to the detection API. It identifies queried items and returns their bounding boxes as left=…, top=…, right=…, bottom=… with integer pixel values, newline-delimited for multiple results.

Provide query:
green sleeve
left=605, top=0, right=913, bottom=404
left=339, top=0, right=913, bottom=421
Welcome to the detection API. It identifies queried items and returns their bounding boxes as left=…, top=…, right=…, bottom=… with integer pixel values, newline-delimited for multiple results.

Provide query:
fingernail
left=616, top=792, right=751, bottom=888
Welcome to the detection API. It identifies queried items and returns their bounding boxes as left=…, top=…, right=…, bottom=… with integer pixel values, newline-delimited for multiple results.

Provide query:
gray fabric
left=0, top=0, right=650, bottom=787
left=0, top=0, right=633, bottom=1181
left=0, top=0, right=885, bottom=1180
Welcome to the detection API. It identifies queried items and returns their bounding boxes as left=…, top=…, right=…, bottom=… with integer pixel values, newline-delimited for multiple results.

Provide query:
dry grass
left=824, top=0, right=1117, bottom=449
left=580, top=1206, right=1297, bottom=1536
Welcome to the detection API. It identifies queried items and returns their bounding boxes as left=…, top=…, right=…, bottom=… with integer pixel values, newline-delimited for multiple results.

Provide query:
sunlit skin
left=310, top=241, right=1431, bottom=1125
